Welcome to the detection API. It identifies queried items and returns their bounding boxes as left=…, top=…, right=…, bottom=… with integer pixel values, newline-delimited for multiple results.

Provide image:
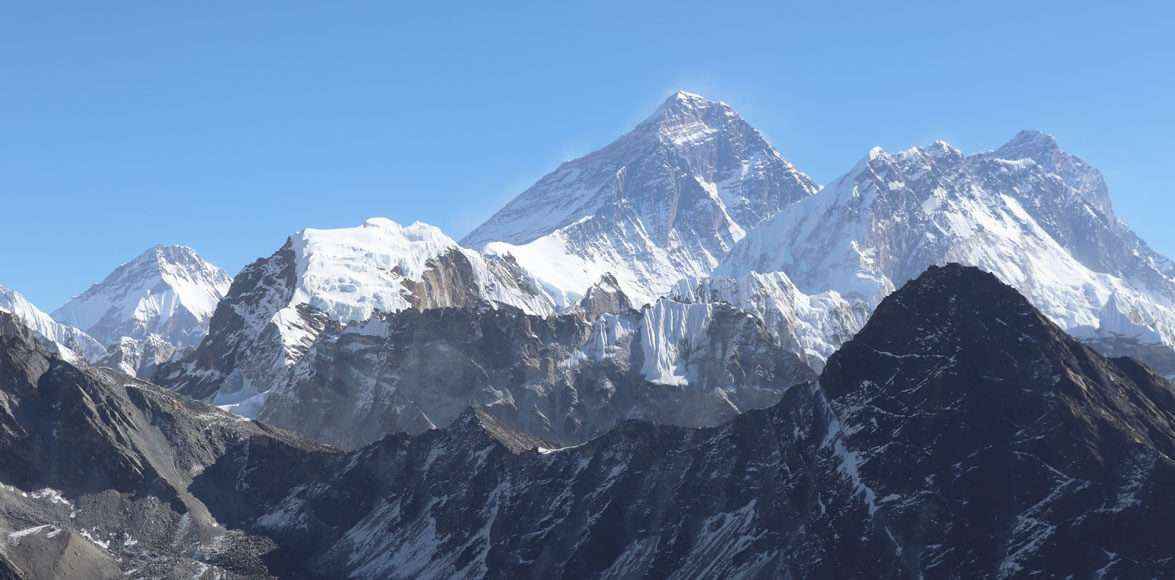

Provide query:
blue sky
left=2, top=1, right=1172, bottom=308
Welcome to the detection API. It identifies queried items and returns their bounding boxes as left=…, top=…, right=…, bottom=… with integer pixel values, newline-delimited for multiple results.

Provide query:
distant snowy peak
left=0, top=284, right=104, bottom=363
left=463, top=90, right=817, bottom=306
left=993, top=129, right=1115, bottom=220
left=52, top=244, right=231, bottom=348
left=718, top=130, right=1175, bottom=355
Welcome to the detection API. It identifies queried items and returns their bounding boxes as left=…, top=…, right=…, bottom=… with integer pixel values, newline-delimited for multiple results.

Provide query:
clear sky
left=2, top=1, right=1172, bottom=308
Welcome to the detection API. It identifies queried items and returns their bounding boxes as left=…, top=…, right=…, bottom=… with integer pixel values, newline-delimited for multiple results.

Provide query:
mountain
left=51, top=245, right=232, bottom=349
left=463, top=91, right=818, bottom=307
left=238, top=265, right=1175, bottom=578
left=0, top=285, right=104, bottom=363
left=5, top=265, right=1175, bottom=577
left=718, top=131, right=1175, bottom=370
left=256, top=295, right=814, bottom=450
left=156, top=218, right=556, bottom=408
left=0, top=311, right=335, bottom=578
left=97, top=334, right=178, bottom=378
left=670, top=271, right=871, bottom=369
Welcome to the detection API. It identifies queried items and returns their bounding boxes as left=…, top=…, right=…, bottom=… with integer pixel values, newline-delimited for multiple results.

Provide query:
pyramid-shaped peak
left=647, top=90, right=733, bottom=122
left=141, top=244, right=205, bottom=266
left=995, top=129, right=1061, bottom=160
left=666, top=89, right=712, bottom=107
left=923, top=140, right=963, bottom=159
left=838, top=264, right=1055, bottom=359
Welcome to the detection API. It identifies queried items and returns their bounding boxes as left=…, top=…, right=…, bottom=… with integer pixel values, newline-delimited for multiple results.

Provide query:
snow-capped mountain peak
left=157, top=217, right=554, bottom=405
left=991, top=128, right=1115, bottom=220
left=0, top=284, right=105, bottom=362
left=463, top=90, right=818, bottom=307
left=52, top=244, right=232, bottom=348
left=718, top=130, right=1175, bottom=364
left=640, top=90, right=740, bottom=145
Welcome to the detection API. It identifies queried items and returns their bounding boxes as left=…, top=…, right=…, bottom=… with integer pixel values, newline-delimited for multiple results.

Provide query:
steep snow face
left=465, top=91, right=817, bottom=307
left=52, top=245, right=232, bottom=349
left=157, top=218, right=555, bottom=405
left=718, top=133, right=1175, bottom=353
left=0, top=285, right=104, bottom=363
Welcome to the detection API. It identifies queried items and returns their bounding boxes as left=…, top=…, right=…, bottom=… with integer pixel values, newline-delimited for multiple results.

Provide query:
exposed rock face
left=719, top=132, right=1175, bottom=372
left=259, top=297, right=815, bottom=450
left=576, top=274, right=635, bottom=320
left=52, top=245, right=232, bottom=349
left=671, top=271, right=871, bottom=370
left=818, top=264, right=1175, bottom=577
left=97, top=334, right=178, bottom=378
left=243, top=264, right=1175, bottom=579
left=1082, top=333, right=1175, bottom=379
left=0, top=312, right=336, bottom=579
left=465, top=91, right=818, bottom=307
left=156, top=219, right=553, bottom=411
left=4, top=265, right=1175, bottom=578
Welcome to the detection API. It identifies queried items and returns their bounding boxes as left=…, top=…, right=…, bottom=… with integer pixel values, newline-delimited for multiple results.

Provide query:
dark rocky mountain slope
left=243, top=264, right=1175, bottom=578
left=260, top=296, right=815, bottom=450
left=0, top=312, right=336, bottom=579
left=4, top=264, right=1175, bottom=578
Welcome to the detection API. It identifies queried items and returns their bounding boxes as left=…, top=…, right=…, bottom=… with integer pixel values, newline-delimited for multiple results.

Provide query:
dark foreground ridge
left=2, top=263, right=1175, bottom=578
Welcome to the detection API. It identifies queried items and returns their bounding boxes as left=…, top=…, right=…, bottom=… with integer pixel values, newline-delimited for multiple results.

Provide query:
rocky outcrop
left=0, top=312, right=334, bottom=578
left=97, top=334, right=178, bottom=378
left=259, top=297, right=815, bottom=450
left=157, top=220, right=554, bottom=409
left=245, top=264, right=1175, bottom=578
left=5, top=265, right=1175, bottom=577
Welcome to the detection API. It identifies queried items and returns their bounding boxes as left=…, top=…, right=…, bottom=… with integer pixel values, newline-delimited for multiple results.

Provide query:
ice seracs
left=463, top=90, right=817, bottom=307
left=52, top=245, right=232, bottom=350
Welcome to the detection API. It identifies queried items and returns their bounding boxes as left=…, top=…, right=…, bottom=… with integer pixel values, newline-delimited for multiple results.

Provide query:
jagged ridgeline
left=3, top=265, right=1174, bottom=578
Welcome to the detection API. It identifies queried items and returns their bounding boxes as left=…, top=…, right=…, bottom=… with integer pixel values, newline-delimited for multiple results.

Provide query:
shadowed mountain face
left=258, top=298, right=815, bottom=450
left=236, top=265, right=1175, bottom=578
left=0, top=312, right=336, bottom=579
left=155, top=220, right=555, bottom=410
left=2, top=265, right=1174, bottom=578
left=818, top=264, right=1175, bottom=577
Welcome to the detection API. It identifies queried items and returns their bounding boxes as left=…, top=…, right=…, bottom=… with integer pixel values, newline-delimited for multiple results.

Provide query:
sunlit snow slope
left=463, top=91, right=817, bottom=307
left=719, top=131, right=1175, bottom=353
left=53, top=245, right=232, bottom=349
